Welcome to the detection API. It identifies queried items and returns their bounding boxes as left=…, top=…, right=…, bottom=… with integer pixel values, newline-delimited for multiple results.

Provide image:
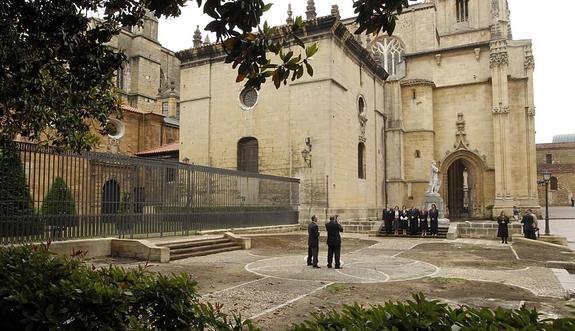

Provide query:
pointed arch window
left=456, top=0, right=469, bottom=23
left=371, top=37, right=405, bottom=78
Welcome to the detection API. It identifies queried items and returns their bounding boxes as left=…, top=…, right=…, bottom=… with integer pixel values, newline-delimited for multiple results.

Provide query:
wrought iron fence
left=0, top=142, right=299, bottom=244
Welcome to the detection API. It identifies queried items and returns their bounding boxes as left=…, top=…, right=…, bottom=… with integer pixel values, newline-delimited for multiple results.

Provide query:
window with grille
left=546, top=154, right=553, bottom=164
left=456, top=0, right=469, bottom=23
left=162, top=102, right=169, bottom=116
left=237, top=137, right=259, bottom=173
left=550, top=176, right=558, bottom=191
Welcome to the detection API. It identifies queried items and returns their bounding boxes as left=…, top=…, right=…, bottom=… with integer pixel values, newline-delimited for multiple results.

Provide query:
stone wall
left=456, top=221, right=522, bottom=240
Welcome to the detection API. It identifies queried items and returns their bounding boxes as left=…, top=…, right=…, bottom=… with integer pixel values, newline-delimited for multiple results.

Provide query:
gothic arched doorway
left=440, top=151, right=486, bottom=220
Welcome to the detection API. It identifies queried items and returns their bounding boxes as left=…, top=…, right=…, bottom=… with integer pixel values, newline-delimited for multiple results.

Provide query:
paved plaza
left=98, top=232, right=575, bottom=329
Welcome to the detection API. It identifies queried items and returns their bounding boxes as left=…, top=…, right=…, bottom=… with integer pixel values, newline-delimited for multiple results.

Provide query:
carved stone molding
left=489, top=52, right=508, bottom=68
left=454, top=113, right=470, bottom=150
left=527, top=107, right=536, bottom=117
left=435, top=54, right=441, bottom=66
left=492, top=106, right=509, bottom=114
left=524, top=45, right=535, bottom=70
left=358, top=135, right=367, bottom=143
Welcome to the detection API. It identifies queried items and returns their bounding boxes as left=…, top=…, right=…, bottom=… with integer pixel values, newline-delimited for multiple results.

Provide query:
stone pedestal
left=424, top=193, right=446, bottom=218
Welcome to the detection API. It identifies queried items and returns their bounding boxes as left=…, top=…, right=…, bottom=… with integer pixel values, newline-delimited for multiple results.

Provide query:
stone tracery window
left=371, top=37, right=405, bottom=78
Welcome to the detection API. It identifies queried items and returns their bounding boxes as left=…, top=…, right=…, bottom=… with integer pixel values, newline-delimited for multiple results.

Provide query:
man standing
left=521, top=209, right=537, bottom=240
left=307, top=215, right=320, bottom=268
left=325, top=215, right=343, bottom=269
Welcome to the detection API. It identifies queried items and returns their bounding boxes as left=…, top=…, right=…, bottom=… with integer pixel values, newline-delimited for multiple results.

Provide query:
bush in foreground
left=0, top=245, right=256, bottom=330
left=289, top=293, right=575, bottom=331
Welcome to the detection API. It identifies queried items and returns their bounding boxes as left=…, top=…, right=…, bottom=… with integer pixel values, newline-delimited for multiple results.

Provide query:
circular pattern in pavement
left=245, top=247, right=438, bottom=283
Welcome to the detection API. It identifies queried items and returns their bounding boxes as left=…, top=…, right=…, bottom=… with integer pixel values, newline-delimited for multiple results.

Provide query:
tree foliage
left=0, top=139, right=33, bottom=218
left=0, top=244, right=258, bottom=330
left=0, top=0, right=412, bottom=151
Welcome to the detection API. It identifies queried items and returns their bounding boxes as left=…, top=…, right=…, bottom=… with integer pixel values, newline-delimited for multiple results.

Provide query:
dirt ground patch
left=248, top=234, right=378, bottom=256
left=253, top=278, right=574, bottom=330
left=513, top=241, right=575, bottom=263
left=399, top=242, right=534, bottom=269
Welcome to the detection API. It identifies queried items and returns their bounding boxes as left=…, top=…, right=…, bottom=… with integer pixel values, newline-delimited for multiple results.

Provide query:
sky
left=158, top=0, right=575, bottom=143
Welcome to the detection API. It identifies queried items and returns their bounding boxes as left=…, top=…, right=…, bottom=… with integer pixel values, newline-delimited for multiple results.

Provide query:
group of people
left=381, top=204, right=440, bottom=236
left=496, top=207, right=538, bottom=244
left=306, top=215, right=343, bottom=269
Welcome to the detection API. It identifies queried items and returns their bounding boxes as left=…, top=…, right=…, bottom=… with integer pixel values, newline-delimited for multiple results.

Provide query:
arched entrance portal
left=440, top=151, right=486, bottom=220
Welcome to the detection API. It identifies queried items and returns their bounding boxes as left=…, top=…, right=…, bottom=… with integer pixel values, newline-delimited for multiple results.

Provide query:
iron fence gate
left=0, top=141, right=300, bottom=243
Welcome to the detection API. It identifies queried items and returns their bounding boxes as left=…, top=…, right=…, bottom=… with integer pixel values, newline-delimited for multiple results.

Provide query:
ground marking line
left=509, top=245, right=521, bottom=261
left=334, top=269, right=388, bottom=282
left=248, top=282, right=335, bottom=320
left=202, top=277, right=270, bottom=297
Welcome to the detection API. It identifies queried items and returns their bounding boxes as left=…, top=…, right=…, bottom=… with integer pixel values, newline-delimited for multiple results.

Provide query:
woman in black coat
left=429, top=204, right=439, bottom=236
left=409, top=208, right=419, bottom=235
left=419, top=206, right=429, bottom=237
left=383, top=208, right=393, bottom=234
left=400, top=205, right=409, bottom=235
left=496, top=211, right=510, bottom=244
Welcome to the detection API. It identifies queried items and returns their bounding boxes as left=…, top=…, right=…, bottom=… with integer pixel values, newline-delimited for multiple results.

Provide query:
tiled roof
left=121, top=104, right=163, bottom=117
left=135, top=142, right=180, bottom=156
left=538, top=163, right=575, bottom=173
left=536, top=142, right=575, bottom=150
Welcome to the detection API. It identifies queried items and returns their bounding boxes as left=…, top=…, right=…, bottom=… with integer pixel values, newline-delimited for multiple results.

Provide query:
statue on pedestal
left=427, top=160, right=440, bottom=194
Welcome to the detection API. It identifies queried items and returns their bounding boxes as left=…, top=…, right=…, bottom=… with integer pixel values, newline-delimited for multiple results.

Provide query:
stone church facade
left=177, top=0, right=539, bottom=221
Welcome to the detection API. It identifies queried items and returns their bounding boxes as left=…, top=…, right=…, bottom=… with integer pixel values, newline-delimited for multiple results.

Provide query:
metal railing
left=1, top=142, right=299, bottom=243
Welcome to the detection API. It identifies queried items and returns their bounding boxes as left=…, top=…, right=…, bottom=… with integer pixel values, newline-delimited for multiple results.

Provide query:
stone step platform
left=377, top=226, right=449, bottom=239
left=157, top=237, right=242, bottom=260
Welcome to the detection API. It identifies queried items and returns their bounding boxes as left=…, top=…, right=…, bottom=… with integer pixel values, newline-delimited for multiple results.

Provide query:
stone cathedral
left=177, top=0, right=539, bottom=221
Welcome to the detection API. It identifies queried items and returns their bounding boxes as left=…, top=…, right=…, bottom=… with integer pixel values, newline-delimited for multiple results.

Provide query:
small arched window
left=358, top=142, right=366, bottom=179
left=456, top=0, right=469, bottom=23
left=415, top=150, right=421, bottom=158
left=550, top=176, right=558, bottom=191
left=358, top=96, right=365, bottom=114
left=237, top=137, right=259, bottom=173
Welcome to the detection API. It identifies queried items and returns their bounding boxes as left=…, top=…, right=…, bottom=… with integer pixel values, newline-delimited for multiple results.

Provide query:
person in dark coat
left=409, top=207, right=419, bottom=235
left=429, top=204, right=439, bottom=236
left=393, top=205, right=400, bottom=235
left=400, top=206, right=409, bottom=235
left=383, top=208, right=393, bottom=234
left=325, top=215, right=344, bottom=269
left=307, top=215, right=320, bottom=268
left=496, top=211, right=510, bottom=244
left=419, top=206, right=429, bottom=237
left=521, top=209, right=537, bottom=240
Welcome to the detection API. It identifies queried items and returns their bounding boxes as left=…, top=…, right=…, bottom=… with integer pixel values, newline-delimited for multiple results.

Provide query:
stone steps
left=157, top=237, right=242, bottom=260
left=377, top=226, right=449, bottom=239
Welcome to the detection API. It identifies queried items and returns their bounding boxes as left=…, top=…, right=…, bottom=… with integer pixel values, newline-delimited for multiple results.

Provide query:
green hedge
left=0, top=245, right=257, bottom=330
left=290, top=293, right=575, bottom=331
left=41, top=177, right=77, bottom=228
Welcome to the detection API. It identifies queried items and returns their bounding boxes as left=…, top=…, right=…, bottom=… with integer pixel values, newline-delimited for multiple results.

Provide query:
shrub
left=290, top=293, right=575, bottom=331
left=0, top=245, right=258, bottom=330
left=0, top=139, right=38, bottom=237
left=41, top=177, right=77, bottom=228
